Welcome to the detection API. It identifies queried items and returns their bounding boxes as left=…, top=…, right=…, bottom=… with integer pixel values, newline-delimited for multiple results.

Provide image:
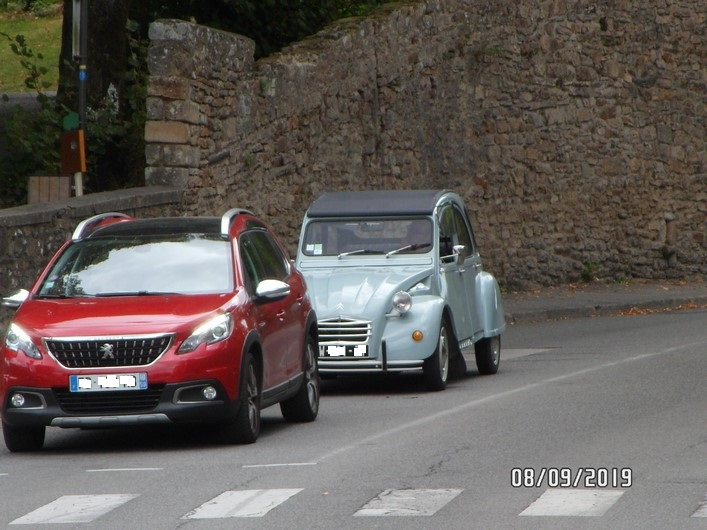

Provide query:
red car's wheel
left=2, top=420, right=45, bottom=452
left=221, top=351, right=261, bottom=444
left=280, top=334, right=320, bottom=422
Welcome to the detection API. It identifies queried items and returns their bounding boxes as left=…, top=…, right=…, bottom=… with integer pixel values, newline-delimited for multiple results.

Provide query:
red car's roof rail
left=221, top=208, right=254, bottom=237
left=72, top=212, right=133, bottom=241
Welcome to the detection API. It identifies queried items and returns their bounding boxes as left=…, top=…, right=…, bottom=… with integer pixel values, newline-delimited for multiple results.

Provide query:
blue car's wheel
left=423, top=318, right=450, bottom=391
left=475, top=335, right=501, bottom=375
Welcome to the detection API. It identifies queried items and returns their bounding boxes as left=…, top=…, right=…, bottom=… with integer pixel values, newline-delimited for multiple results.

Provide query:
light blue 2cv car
left=295, top=189, right=505, bottom=391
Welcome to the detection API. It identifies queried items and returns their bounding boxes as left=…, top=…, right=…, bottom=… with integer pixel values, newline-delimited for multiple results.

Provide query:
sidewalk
left=503, top=278, right=707, bottom=324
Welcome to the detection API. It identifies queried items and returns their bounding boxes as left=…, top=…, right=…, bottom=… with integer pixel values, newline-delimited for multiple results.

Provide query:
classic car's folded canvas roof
left=306, top=189, right=450, bottom=217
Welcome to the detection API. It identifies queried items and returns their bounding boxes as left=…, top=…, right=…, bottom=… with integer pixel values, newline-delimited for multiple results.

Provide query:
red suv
left=1, top=209, right=320, bottom=452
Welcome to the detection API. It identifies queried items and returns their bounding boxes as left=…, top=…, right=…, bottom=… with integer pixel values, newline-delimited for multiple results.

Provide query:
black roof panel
left=306, top=190, right=451, bottom=217
left=90, top=217, right=222, bottom=238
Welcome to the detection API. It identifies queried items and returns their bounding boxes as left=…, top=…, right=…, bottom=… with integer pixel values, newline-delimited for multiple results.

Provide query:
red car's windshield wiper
left=94, top=291, right=179, bottom=297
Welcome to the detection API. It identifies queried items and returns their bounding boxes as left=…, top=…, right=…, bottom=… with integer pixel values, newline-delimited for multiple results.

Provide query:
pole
left=79, top=0, right=87, bottom=129
left=75, top=0, right=88, bottom=196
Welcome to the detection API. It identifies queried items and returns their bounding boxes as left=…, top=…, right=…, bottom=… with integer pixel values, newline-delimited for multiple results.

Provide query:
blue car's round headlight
left=392, top=291, right=412, bottom=314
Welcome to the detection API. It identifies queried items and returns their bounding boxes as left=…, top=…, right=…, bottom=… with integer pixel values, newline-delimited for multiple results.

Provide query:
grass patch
left=0, top=3, right=62, bottom=93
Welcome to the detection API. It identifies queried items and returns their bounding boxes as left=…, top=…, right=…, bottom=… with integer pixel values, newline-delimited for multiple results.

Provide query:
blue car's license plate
left=319, top=345, right=368, bottom=357
left=69, top=373, right=148, bottom=392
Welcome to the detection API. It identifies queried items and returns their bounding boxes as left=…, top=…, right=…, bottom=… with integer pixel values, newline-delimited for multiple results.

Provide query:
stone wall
left=145, top=0, right=705, bottom=289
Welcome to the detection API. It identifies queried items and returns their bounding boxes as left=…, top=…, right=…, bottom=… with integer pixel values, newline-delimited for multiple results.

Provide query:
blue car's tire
left=475, top=335, right=501, bottom=375
left=423, top=318, right=451, bottom=391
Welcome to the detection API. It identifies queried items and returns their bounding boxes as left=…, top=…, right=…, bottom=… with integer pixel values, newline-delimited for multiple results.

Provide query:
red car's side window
left=239, top=230, right=290, bottom=292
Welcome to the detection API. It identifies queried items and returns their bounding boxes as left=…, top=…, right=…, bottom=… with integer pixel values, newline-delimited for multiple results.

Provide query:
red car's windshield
left=37, top=235, right=233, bottom=297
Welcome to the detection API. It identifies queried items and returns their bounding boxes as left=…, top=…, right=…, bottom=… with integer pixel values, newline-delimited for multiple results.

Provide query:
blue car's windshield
left=302, top=218, right=432, bottom=257
left=38, top=235, right=233, bottom=297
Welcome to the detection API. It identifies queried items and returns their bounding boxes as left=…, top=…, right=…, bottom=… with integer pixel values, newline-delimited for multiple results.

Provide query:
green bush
left=0, top=31, right=64, bottom=207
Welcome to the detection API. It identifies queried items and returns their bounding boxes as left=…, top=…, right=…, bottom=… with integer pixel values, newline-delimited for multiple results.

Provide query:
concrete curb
left=505, top=295, right=707, bottom=324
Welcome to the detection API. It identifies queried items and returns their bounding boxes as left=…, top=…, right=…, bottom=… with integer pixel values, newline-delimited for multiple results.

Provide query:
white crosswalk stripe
left=520, top=489, right=624, bottom=517
left=182, top=488, right=303, bottom=519
left=6, top=487, right=706, bottom=523
left=9, top=494, right=138, bottom=525
left=692, top=494, right=707, bottom=518
left=354, top=489, right=463, bottom=516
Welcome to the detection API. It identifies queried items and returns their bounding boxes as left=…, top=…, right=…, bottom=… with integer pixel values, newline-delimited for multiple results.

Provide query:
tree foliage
left=130, top=1, right=387, bottom=58
left=0, top=31, right=64, bottom=208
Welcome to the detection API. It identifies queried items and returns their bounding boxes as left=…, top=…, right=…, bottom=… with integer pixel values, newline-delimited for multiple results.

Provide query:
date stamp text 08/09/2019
left=511, top=467, right=632, bottom=488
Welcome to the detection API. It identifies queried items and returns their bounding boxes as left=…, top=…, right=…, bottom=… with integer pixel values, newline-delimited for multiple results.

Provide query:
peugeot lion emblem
left=100, top=343, right=115, bottom=360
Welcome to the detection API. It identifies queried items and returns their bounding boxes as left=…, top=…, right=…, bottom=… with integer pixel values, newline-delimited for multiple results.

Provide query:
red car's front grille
left=54, top=386, right=164, bottom=414
left=45, top=335, right=173, bottom=368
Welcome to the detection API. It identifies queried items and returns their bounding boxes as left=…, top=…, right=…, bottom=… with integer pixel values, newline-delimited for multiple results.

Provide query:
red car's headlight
left=177, top=313, right=233, bottom=354
left=5, top=323, right=42, bottom=359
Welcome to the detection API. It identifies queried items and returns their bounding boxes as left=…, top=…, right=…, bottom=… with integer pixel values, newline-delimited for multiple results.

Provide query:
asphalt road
left=1, top=309, right=705, bottom=529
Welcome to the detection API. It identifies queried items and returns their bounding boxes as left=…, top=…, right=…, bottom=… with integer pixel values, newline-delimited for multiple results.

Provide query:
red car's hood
left=14, top=293, right=235, bottom=338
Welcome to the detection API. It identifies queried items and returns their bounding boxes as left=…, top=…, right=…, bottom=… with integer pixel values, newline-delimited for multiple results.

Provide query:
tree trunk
left=57, top=0, right=144, bottom=194
left=58, top=0, right=130, bottom=108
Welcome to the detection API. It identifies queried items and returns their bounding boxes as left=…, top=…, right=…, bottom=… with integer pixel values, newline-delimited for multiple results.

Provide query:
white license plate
left=69, top=373, right=148, bottom=392
left=319, top=345, right=368, bottom=357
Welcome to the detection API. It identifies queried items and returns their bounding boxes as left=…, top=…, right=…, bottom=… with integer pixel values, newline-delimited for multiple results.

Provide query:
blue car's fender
left=382, top=295, right=446, bottom=362
left=475, top=271, right=506, bottom=338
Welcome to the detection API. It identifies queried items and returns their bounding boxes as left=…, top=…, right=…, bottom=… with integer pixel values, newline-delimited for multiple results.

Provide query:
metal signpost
left=68, top=0, right=88, bottom=196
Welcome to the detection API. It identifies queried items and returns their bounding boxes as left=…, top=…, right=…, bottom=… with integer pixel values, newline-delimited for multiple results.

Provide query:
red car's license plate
left=69, top=373, right=148, bottom=392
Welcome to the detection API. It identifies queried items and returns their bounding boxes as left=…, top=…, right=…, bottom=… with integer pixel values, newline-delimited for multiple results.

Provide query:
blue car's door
left=438, top=204, right=478, bottom=342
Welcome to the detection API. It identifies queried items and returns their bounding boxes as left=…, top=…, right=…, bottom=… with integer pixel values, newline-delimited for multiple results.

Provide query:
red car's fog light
left=9, top=392, right=45, bottom=408
left=10, top=393, right=25, bottom=407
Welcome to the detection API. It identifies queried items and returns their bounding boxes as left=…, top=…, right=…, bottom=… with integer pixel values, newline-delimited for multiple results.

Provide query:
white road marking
left=693, top=493, right=707, bottom=517
left=242, top=462, right=317, bottom=468
left=10, top=494, right=138, bottom=525
left=183, top=489, right=303, bottom=519
left=86, top=467, right=163, bottom=472
left=520, top=489, right=624, bottom=517
left=320, top=343, right=704, bottom=462
left=487, top=348, right=551, bottom=360
left=355, top=489, right=463, bottom=516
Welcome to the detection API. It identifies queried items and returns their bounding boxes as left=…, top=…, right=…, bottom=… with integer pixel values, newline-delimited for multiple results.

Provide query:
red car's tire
left=280, top=334, right=320, bottom=423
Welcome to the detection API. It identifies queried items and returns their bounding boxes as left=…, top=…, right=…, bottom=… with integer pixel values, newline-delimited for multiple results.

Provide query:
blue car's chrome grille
left=45, top=335, right=173, bottom=368
left=318, top=318, right=372, bottom=344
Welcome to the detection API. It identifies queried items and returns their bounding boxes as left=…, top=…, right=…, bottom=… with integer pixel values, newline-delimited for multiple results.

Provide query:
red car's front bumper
left=1, top=340, right=243, bottom=428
